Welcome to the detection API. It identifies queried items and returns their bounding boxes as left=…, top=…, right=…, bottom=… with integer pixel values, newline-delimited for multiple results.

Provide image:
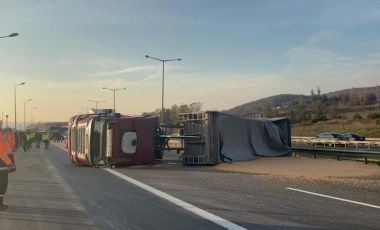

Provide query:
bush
left=311, top=114, right=328, bottom=123
left=367, top=112, right=380, bottom=119
left=354, top=113, right=362, bottom=119
left=311, top=118, right=318, bottom=123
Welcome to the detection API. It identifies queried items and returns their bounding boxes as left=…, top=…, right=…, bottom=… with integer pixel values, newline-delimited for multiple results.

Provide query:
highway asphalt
left=1, top=143, right=379, bottom=229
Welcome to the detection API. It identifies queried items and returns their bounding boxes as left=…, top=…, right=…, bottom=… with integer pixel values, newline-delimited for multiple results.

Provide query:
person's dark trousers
left=0, top=169, right=8, bottom=205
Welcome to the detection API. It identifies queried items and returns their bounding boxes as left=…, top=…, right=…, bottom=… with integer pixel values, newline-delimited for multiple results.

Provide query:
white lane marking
left=104, top=168, right=247, bottom=230
left=287, top=187, right=380, bottom=209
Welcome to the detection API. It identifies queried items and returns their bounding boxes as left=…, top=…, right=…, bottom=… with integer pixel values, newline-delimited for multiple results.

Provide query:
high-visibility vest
left=27, top=133, right=34, bottom=141
left=8, top=132, right=15, bottom=145
left=0, top=132, right=13, bottom=167
left=6, top=132, right=15, bottom=151
left=42, top=134, right=49, bottom=141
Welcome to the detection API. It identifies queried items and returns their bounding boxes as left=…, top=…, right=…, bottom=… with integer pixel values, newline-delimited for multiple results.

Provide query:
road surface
left=0, top=143, right=379, bottom=229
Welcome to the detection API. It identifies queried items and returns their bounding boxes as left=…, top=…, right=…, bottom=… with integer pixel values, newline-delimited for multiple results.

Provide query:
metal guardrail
left=291, top=146, right=380, bottom=164
left=292, top=136, right=380, bottom=141
left=291, top=136, right=380, bottom=164
left=291, top=137, right=380, bottom=150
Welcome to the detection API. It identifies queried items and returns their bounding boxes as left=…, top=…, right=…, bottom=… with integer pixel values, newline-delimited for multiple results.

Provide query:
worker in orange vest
left=0, top=128, right=16, bottom=211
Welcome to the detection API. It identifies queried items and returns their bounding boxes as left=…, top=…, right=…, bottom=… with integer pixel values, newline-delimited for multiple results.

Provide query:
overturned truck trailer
left=68, top=110, right=160, bottom=167
left=179, top=111, right=291, bottom=165
left=68, top=110, right=291, bottom=167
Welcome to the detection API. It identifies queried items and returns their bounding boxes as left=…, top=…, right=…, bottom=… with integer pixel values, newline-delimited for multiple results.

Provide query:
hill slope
left=227, top=86, right=380, bottom=116
left=227, top=94, right=310, bottom=115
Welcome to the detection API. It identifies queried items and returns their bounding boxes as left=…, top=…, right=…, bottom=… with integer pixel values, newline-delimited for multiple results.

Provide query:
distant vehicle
left=61, top=125, right=68, bottom=141
left=314, top=132, right=348, bottom=141
left=49, top=124, right=62, bottom=142
left=343, top=133, right=366, bottom=141
left=310, top=132, right=348, bottom=146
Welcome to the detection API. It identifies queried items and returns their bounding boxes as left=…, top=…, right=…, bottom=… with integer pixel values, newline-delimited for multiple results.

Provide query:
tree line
left=141, top=102, right=203, bottom=125
left=259, top=87, right=380, bottom=123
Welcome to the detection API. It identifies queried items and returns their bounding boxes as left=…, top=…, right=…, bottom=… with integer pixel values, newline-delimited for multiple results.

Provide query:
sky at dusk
left=1, top=0, right=380, bottom=126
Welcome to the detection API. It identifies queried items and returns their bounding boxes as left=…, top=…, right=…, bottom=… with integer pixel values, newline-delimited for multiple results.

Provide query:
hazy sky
left=1, top=0, right=380, bottom=124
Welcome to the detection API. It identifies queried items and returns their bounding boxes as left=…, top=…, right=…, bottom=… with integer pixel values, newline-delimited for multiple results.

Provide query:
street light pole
left=31, top=107, right=37, bottom=126
left=145, top=55, right=181, bottom=125
left=102, top=87, right=126, bottom=111
left=2, top=32, right=19, bottom=131
left=24, top=98, right=32, bottom=130
left=88, top=100, right=105, bottom=109
left=14, top=82, right=26, bottom=132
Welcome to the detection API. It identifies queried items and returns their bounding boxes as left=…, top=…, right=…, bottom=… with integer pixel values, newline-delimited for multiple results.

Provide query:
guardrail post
left=337, top=154, right=340, bottom=161
left=365, top=156, right=368, bottom=164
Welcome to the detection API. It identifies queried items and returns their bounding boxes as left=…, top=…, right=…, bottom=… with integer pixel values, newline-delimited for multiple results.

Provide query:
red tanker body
left=68, top=110, right=159, bottom=167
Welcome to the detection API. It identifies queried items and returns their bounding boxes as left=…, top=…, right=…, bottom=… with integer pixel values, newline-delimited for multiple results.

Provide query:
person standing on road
left=22, top=131, right=28, bottom=152
left=27, top=131, right=35, bottom=149
left=35, top=131, right=42, bottom=149
left=42, top=132, right=50, bottom=149
left=0, top=128, right=16, bottom=211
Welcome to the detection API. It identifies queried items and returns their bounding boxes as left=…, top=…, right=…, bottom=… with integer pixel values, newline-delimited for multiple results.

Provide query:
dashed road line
left=287, top=187, right=380, bottom=209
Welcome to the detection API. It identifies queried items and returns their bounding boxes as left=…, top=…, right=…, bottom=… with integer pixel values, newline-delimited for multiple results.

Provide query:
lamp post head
left=15, top=82, right=25, bottom=87
left=9, top=33, right=19, bottom=37
left=178, top=58, right=182, bottom=61
left=145, top=55, right=150, bottom=58
left=1, top=33, right=19, bottom=39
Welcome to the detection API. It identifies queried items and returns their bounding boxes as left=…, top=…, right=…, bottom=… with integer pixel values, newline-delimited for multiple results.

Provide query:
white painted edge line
left=104, top=168, right=247, bottom=230
left=287, top=187, right=380, bottom=209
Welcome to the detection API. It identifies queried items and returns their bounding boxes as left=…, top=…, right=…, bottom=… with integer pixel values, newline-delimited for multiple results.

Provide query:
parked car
left=343, top=133, right=366, bottom=141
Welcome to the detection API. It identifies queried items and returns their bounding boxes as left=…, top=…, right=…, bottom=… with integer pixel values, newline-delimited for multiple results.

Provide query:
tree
left=310, top=87, right=325, bottom=120
left=259, top=103, right=272, bottom=118
left=311, top=89, right=316, bottom=101
left=364, top=92, right=377, bottom=105
left=179, top=104, right=191, bottom=113
left=348, top=88, right=360, bottom=106
left=142, top=102, right=203, bottom=125
left=168, top=104, right=179, bottom=125
left=190, top=102, right=202, bottom=112
left=317, top=86, right=321, bottom=98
